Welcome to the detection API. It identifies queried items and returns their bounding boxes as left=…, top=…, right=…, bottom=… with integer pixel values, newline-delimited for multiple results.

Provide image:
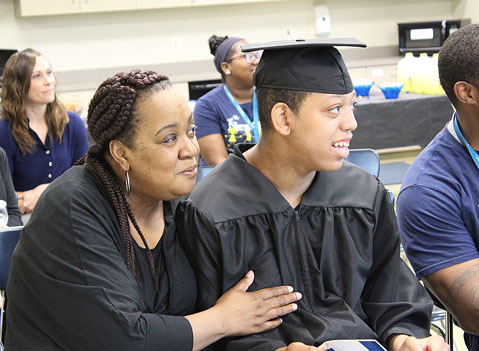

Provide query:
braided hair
left=77, top=70, right=171, bottom=290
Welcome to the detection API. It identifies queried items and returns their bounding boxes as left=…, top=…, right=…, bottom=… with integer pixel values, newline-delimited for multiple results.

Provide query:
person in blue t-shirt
left=0, top=48, right=88, bottom=214
left=397, top=24, right=479, bottom=351
left=194, top=35, right=261, bottom=165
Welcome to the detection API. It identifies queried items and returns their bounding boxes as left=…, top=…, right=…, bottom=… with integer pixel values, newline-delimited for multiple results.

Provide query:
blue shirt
left=194, top=84, right=254, bottom=155
left=397, top=125, right=479, bottom=351
left=0, top=111, right=88, bottom=192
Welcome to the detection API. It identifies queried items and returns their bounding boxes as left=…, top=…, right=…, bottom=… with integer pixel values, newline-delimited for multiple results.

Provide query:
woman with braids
left=0, top=48, right=88, bottom=215
left=4, top=70, right=302, bottom=350
left=194, top=34, right=262, bottom=165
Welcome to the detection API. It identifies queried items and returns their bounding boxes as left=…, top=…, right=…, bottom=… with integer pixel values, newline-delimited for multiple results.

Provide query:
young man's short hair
left=256, top=88, right=309, bottom=135
left=438, top=24, right=479, bottom=106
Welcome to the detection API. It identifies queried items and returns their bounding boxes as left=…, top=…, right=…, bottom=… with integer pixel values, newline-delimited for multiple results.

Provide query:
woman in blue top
left=0, top=48, right=88, bottom=214
left=194, top=35, right=261, bottom=165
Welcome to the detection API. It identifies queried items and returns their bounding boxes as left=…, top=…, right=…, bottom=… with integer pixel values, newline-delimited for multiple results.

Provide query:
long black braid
left=77, top=70, right=171, bottom=292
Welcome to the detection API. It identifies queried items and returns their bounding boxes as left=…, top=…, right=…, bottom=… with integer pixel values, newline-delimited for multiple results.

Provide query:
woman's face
left=125, top=88, right=199, bottom=203
left=227, top=40, right=259, bottom=87
left=26, top=55, right=56, bottom=106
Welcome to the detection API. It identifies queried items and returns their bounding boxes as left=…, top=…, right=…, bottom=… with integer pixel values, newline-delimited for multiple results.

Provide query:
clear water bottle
left=430, top=53, right=445, bottom=95
left=0, top=199, right=8, bottom=227
left=415, top=53, right=433, bottom=94
left=397, top=52, right=418, bottom=93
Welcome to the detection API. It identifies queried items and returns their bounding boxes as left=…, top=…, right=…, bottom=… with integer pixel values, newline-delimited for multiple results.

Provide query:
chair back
left=345, top=149, right=395, bottom=205
left=196, top=166, right=215, bottom=185
left=0, top=226, right=22, bottom=290
left=344, top=148, right=380, bottom=177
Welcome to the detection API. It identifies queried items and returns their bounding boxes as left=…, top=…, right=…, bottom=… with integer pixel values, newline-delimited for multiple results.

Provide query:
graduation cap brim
left=241, top=38, right=366, bottom=95
left=241, top=38, right=366, bottom=52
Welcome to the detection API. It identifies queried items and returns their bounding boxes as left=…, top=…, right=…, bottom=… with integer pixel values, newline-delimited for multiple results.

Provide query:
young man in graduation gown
left=177, top=39, right=448, bottom=351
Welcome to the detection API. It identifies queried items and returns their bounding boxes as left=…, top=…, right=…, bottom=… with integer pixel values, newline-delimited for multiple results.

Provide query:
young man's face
left=289, top=90, right=357, bottom=172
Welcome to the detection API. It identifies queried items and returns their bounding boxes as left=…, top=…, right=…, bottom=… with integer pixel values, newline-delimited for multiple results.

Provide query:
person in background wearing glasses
left=193, top=35, right=261, bottom=166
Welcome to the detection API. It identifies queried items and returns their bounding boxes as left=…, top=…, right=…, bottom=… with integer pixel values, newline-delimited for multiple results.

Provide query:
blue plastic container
left=354, top=82, right=374, bottom=97
left=379, top=83, right=404, bottom=99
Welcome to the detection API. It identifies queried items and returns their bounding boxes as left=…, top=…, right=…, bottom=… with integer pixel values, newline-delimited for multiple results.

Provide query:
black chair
left=0, top=226, right=22, bottom=344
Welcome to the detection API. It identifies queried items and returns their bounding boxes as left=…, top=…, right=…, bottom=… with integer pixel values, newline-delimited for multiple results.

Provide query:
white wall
left=1, top=0, right=476, bottom=109
left=452, top=0, right=479, bottom=23
left=320, top=0, right=454, bottom=47
left=1, top=0, right=469, bottom=73
left=1, top=0, right=315, bottom=71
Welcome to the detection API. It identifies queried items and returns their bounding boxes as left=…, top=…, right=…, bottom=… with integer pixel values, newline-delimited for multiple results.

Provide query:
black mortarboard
left=241, top=38, right=366, bottom=94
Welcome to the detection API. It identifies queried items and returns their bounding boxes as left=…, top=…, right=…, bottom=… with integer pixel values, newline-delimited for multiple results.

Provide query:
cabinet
left=16, top=0, right=136, bottom=16
left=15, top=0, right=79, bottom=16
left=78, top=0, right=136, bottom=13
left=137, top=0, right=190, bottom=10
left=15, top=0, right=288, bottom=16
left=192, top=0, right=286, bottom=4
left=191, top=0, right=243, bottom=6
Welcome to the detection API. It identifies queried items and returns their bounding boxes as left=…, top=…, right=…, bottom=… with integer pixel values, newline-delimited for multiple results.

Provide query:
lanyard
left=223, top=85, right=260, bottom=142
left=453, top=112, right=479, bottom=172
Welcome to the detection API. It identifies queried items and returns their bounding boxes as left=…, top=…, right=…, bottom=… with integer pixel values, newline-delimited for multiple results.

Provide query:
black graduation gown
left=177, top=144, right=433, bottom=351
left=5, top=165, right=196, bottom=351
left=0, top=147, right=22, bottom=226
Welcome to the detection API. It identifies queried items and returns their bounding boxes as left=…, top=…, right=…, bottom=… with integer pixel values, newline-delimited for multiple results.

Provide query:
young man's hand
left=389, top=334, right=449, bottom=351
left=276, top=342, right=328, bottom=351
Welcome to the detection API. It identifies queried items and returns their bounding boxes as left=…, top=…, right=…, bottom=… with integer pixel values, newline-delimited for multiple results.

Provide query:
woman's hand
left=276, top=342, right=329, bottom=351
left=17, top=183, right=49, bottom=214
left=185, top=270, right=302, bottom=350
left=389, top=334, right=449, bottom=351
left=213, top=270, right=302, bottom=337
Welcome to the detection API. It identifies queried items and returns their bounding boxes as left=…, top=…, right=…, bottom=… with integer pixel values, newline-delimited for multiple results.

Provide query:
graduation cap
left=241, top=38, right=366, bottom=95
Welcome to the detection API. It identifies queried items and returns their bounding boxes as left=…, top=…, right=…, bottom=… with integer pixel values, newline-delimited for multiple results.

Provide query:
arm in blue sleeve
left=397, top=184, right=478, bottom=278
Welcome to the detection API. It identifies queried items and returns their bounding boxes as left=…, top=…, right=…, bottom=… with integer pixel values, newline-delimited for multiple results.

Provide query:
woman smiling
left=194, top=35, right=261, bottom=165
left=5, top=70, right=301, bottom=351
left=0, top=48, right=88, bottom=214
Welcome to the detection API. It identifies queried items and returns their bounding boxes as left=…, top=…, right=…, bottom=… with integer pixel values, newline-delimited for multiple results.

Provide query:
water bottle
left=0, top=200, right=8, bottom=227
left=430, top=53, right=445, bottom=95
left=415, top=53, right=433, bottom=94
left=397, top=52, right=418, bottom=93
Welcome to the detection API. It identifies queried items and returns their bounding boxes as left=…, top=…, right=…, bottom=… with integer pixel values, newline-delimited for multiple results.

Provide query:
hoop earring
left=125, top=170, right=131, bottom=196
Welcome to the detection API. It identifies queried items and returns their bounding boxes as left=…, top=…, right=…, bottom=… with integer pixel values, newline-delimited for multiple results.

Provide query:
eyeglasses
left=229, top=51, right=262, bottom=64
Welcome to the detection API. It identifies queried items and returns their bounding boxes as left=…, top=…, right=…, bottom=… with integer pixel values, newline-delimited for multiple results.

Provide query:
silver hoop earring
left=125, top=170, right=131, bottom=196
